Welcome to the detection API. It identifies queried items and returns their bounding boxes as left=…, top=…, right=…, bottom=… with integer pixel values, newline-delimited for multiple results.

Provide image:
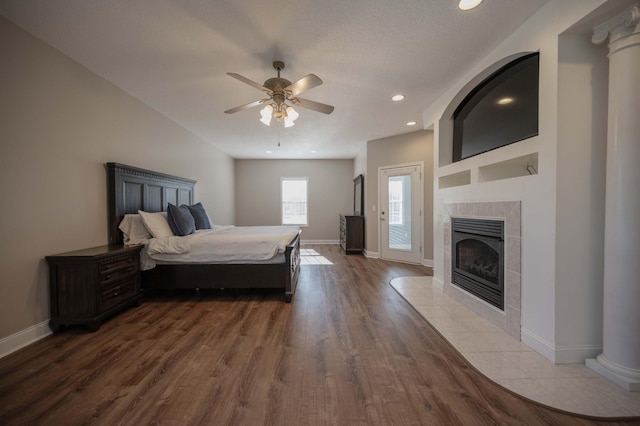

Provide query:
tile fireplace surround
left=443, top=201, right=521, bottom=340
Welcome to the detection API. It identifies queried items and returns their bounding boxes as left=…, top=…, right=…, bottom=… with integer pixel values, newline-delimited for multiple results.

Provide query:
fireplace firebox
left=452, top=218, right=504, bottom=310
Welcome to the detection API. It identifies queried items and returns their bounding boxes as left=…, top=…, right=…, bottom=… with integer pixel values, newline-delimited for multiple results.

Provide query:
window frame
left=388, top=179, right=403, bottom=225
left=281, top=177, right=309, bottom=227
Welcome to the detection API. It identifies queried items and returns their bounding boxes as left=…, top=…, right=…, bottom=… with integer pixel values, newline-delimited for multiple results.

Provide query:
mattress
left=140, top=225, right=299, bottom=270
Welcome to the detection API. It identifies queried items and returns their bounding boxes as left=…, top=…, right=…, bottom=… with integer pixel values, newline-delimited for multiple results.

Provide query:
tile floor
left=390, top=276, right=640, bottom=418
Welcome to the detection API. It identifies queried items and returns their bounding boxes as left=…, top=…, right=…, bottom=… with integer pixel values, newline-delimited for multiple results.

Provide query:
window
left=388, top=179, right=403, bottom=225
left=281, top=177, right=308, bottom=226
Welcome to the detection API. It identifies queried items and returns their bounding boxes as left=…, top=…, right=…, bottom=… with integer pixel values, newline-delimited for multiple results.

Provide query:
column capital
left=593, top=3, right=640, bottom=45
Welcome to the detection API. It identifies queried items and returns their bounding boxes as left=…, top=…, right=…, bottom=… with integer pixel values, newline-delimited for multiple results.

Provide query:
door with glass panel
left=379, top=164, right=422, bottom=264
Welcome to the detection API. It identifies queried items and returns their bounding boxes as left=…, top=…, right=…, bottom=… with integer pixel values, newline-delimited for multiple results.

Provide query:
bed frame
left=106, top=162, right=300, bottom=302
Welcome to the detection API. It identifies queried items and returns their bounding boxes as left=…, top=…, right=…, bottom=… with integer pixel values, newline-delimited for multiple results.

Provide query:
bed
left=106, top=162, right=301, bottom=302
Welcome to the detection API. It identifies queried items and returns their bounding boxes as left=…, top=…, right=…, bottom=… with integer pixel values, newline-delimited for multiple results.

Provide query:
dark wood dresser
left=339, top=214, right=364, bottom=254
left=46, top=244, right=142, bottom=332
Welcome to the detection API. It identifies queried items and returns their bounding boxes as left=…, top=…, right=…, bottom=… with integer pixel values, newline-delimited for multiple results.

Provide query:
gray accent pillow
left=184, top=202, right=212, bottom=229
left=167, top=203, right=196, bottom=236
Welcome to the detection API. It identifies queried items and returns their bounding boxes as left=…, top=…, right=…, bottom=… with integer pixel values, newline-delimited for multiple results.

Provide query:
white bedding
left=141, top=225, right=299, bottom=269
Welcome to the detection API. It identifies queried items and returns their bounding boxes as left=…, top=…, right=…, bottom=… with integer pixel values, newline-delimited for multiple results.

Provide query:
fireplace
left=452, top=218, right=504, bottom=310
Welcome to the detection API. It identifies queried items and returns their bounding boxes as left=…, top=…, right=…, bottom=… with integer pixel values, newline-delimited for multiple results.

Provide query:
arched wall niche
left=438, top=51, right=538, bottom=167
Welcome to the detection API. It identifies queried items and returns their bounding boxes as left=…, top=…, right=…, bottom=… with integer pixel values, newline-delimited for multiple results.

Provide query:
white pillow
left=137, top=210, right=174, bottom=238
left=118, top=214, right=153, bottom=244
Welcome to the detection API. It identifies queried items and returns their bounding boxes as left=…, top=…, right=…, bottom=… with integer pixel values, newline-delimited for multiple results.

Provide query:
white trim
left=0, top=320, right=52, bottom=359
left=378, top=162, right=424, bottom=264
left=555, top=344, right=603, bottom=364
left=301, top=240, right=339, bottom=245
left=586, top=356, right=640, bottom=391
left=422, top=259, right=434, bottom=267
left=364, top=250, right=380, bottom=259
left=521, top=327, right=603, bottom=365
left=521, top=327, right=556, bottom=363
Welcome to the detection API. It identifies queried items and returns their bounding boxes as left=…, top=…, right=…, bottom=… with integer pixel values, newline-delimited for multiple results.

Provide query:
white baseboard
left=521, top=327, right=603, bottom=364
left=363, top=252, right=432, bottom=265
left=301, top=240, right=339, bottom=245
left=521, top=327, right=556, bottom=363
left=555, top=344, right=602, bottom=364
left=586, top=356, right=640, bottom=391
left=0, top=320, right=52, bottom=359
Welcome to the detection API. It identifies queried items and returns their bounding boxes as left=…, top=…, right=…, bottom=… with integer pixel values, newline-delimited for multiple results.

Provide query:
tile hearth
left=390, top=276, right=640, bottom=418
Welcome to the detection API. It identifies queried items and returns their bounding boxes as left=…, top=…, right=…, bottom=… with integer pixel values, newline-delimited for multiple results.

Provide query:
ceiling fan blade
left=227, top=73, right=273, bottom=95
left=285, top=74, right=323, bottom=97
left=224, top=99, right=269, bottom=114
left=290, top=97, right=334, bottom=114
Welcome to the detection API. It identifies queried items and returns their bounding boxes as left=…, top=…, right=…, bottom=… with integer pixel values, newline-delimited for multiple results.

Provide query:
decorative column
left=587, top=3, right=640, bottom=391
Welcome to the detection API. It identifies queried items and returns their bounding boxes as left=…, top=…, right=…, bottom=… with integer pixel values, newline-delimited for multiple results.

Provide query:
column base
left=586, top=355, right=640, bottom=391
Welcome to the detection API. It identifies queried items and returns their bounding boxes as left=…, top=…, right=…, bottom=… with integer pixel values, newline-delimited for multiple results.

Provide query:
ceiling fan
left=224, top=61, right=334, bottom=127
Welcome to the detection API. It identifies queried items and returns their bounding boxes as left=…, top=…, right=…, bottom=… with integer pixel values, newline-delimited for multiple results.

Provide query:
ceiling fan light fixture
left=260, top=105, right=273, bottom=126
left=283, top=107, right=298, bottom=128
left=286, top=106, right=299, bottom=121
left=226, top=61, right=334, bottom=127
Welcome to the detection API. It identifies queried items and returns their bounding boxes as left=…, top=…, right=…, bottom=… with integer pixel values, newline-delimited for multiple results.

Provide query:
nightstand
left=46, top=244, right=142, bottom=332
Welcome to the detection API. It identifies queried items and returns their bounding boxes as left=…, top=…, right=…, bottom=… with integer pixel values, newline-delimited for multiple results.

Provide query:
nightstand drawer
left=99, top=257, right=137, bottom=284
left=100, top=277, right=138, bottom=311
left=99, top=264, right=137, bottom=286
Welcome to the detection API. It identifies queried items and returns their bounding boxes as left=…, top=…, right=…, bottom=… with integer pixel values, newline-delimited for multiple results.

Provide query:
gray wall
left=365, top=130, right=434, bottom=263
left=235, top=159, right=354, bottom=241
left=0, top=16, right=235, bottom=341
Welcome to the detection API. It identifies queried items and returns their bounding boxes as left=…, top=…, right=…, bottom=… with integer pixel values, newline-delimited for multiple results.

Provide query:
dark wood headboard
left=106, top=163, right=196, bottom=245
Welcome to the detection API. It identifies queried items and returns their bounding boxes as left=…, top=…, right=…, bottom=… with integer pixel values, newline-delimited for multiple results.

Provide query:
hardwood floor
left=1, top=245, right=638, bottom=425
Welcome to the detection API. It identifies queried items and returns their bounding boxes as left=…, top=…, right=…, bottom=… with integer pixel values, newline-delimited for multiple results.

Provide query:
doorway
left=379, top=163, right=423, bottom=264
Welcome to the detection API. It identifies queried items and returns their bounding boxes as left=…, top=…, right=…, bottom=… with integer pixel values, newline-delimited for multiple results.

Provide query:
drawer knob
left=113, top=292, right=119, bottom=296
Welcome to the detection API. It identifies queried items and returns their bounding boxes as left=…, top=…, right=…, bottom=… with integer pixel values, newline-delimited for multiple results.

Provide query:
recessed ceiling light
left=497, top=97, right=514, bottom=105
left=266, top=150, right=272, bottom=154
left=458, top=0, right=483, bottom=11
left=311, top=150, right=317, bottom=154
left=407, top=121, right=417, bottom=126
left=391, top=94, right=405, bottom=101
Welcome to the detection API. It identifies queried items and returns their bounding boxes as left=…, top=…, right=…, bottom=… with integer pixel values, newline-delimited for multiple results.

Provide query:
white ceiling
left=0, top=0, right=549, bottom=159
